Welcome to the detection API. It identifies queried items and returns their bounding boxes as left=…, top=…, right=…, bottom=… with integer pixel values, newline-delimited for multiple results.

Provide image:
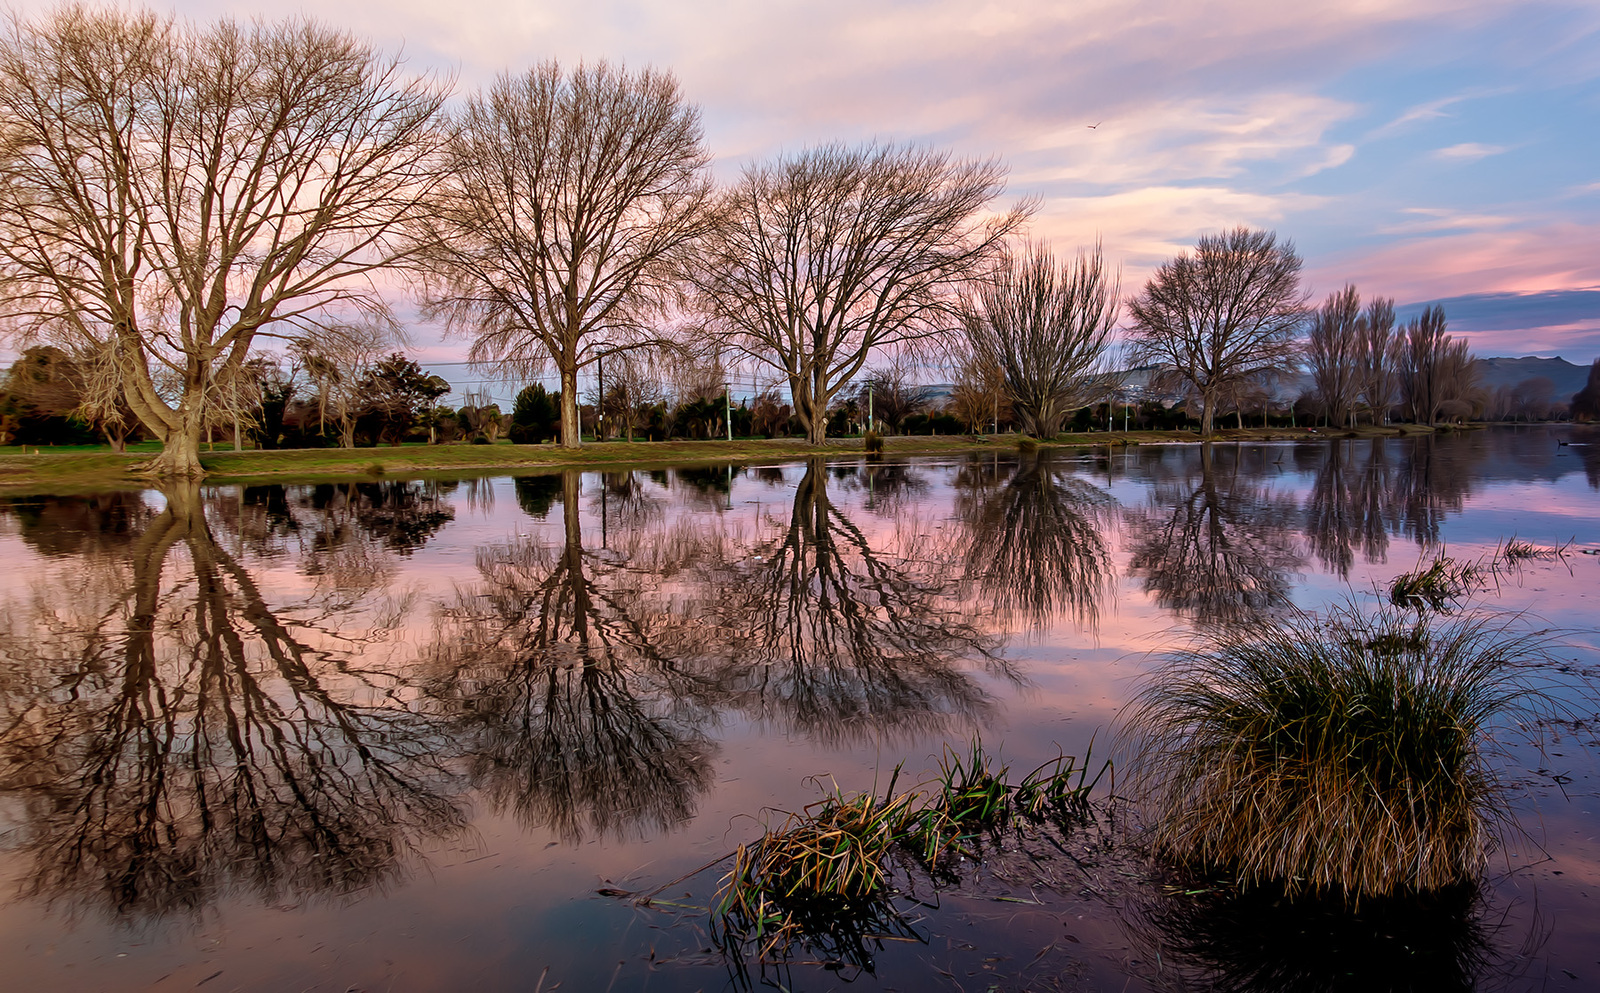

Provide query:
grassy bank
left=0, top=424, right=1430, bottom=493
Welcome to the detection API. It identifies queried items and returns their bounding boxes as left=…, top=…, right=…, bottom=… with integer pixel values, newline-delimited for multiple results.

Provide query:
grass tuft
left=1388, top=554, right=1479, bottom=613
left=1016, top=435, right=1040, bottom=454
left=862, top=429, right=884, bottom=454
left=1123, top=604, right=1555, bottom=901
left=365, top=461, right=386, bottom=476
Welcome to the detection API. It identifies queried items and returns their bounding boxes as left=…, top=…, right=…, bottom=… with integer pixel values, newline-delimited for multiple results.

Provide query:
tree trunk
left=145, top=412, right=207, bottom=478
left=1200, top=390, right=1216, bottom=437
left=559, top=366, right=582, bottom=448
left=804, top=400, right=828, bottom=445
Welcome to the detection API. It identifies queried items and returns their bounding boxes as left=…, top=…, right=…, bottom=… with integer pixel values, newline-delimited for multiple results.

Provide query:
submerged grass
left=1124, top=604, right=1557, bottom=901
left=711, top=739, right=1105, bottom=968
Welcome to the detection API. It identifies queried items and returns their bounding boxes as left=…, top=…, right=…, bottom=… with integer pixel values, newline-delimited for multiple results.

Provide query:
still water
left=0, top=427, right=1597, bottom=992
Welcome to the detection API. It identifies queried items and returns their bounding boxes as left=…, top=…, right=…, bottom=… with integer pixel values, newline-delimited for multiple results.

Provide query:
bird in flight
left=1086, top=122, right=1102, bottom=129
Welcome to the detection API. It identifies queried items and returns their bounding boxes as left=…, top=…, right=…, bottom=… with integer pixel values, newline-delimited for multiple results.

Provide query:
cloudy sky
left=12, top=0, right=1600, bottom=366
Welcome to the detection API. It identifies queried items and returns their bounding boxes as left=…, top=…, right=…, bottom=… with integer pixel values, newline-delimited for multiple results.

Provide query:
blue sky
left=9, top=0, right=1599, bottom=365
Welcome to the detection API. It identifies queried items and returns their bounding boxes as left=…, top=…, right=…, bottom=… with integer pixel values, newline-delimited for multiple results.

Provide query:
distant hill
left=1475, top=356, right=1593, bottom=399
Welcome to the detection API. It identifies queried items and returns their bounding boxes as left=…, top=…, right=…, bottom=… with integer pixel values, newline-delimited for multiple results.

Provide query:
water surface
left=1, top=426, right=1597, bottom=991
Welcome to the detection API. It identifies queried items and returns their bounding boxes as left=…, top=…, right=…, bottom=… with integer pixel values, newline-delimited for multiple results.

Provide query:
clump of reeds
left=1123, top=605, right=1554, bottom=901
left=1498, top=536, right=1571, bottom=562
left=862, top=429, right=884, bottom=454
left=365, top=462, right=386, bottom=476
left=907, top=738, right=1104, bottom=863
left=713, top=781, right=918, bottom=963
left=1388, top=554, right=1480, bottom=613
left=713, top=740, right=1104, bottom=963
left=1016, top=435, right=1040, bottom=454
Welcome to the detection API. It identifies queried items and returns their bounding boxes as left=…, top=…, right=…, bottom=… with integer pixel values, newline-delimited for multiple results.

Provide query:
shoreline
left=0, top=424, right=1443, bottom=493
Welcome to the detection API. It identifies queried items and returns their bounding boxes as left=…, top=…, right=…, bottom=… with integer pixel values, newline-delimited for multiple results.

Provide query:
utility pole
left=597, top=351, right=605, bottom=442
left=725, top=383, right=733, bottom=442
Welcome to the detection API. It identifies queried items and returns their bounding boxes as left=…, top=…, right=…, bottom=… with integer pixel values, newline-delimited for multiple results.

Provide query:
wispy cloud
left=1014, top=94, right=1358, bottom=188
left=1434, top=142, right=1509, bottom=161
left=1378, top=207, right=1517, bottom=234
left=2, top=0, right=1592, bottom=358
left=1035, top=186, right=1328, bottom=277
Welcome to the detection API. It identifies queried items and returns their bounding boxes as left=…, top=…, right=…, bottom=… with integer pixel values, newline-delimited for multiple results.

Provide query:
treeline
left=1, top=7, right=1596, bottom=469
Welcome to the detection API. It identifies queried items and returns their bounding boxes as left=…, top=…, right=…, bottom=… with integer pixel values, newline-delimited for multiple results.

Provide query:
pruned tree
left=1306, top=285, right=1362, bottom=428
left=690, top=142, right=1030, bottom=445
left=1354, top=296, right=1400, bottom=424
left=416, top=61, right=713, bottom=449
left=958, top=240, right=1117, bottom=437
left=0, top=7, right=448, bottom=476
left=3, top=345, right=84, bottom=424
left=459, top=390, right=505, bottom=442
left=1125, top=228, right=1306, bottom=436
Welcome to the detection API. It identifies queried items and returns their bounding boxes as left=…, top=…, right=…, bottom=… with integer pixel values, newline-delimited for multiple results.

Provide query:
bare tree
left=958, top=240, right=1117, bottom=437
left=0, top=7, right=448, bottom=476
left=1306, top=285, right=1363, bottom=428
left=690, top=143, right=1029, bottom=445
left=416, top=61, right=713, bottom=449
left=594, top=352, right=665, bottom=442
left=857, top=353, right=934, bottom=434
left=296, top=324, right=389, bottom=447
left=1354, top=296, right=1400, bottom=424
left=1506, top=376, right=1556, bottom=422
left=1399, top=306, right=1481, bottom=424
left=946, top=351, right=1010, bottom=436
left=1125, top=228, right=1306, bottom=437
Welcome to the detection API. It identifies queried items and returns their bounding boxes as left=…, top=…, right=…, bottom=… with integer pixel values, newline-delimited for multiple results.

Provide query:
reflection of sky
left=1, top=435, right=1598, bottom=988
left=6, top=0, right=1597, bottom=367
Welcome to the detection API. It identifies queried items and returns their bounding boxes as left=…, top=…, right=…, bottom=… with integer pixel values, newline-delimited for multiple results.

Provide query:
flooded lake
left=1, top=426, right=1597, bottom=992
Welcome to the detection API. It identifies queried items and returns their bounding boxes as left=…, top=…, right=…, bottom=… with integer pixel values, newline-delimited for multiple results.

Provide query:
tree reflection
left=0, top=484, right=464, bottom=921
left=424, top=470, right=716, bottom=842
left=696, top=458, right=1005, bottom=747
left=1126, top=445, right=1302, bottom=627
left=0, top=490, right=155, bottom=557
left=1304, top=440, right=1395, bottom=577
left=1387, top=435, right=1466, bottom=547
left=952, top=451, right=1114, bottom=632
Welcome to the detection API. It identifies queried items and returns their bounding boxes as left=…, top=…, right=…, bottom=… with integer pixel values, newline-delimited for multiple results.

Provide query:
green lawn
left=0, top=425, right=1430, bottom=493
